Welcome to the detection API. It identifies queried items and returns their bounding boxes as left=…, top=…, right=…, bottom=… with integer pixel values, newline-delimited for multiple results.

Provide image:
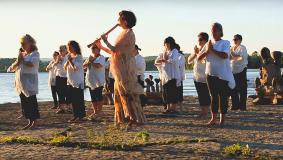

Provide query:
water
left=0, top=70, right=258, bottom=104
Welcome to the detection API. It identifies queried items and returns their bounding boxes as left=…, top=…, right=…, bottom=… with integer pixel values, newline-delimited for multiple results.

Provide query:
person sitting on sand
left=145, top=75, right=155, bottom=92
left=84, top=44, right=106, bottom=120
left=46, top=51, right=60, bottom=109
left=254, top=48, right=282, bottom=104
left=7, top=34, right=40, bottom=130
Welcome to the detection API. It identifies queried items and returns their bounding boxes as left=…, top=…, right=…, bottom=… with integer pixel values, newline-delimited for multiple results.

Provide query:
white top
left=178, top=53, right=186, bottom=81
left=193, top=47, right=207, bottom=83
left=155, top=48, right=180, bottom=85
left=105, top=57, right=114, bottom=79
left=85, top=55, right=106, bottom=90
left=46, top=60, right=57, bottom=86
left=135, top=54, right=146, bottom=80
left=55, top=55, right=67, bottom=77
left=203, top=40, right=235, bottom=89
left=230, top=44, right=248, bottom=74
left=15, top=51, right=40, bottom=97
left=66, top=54, right=84, bottom=89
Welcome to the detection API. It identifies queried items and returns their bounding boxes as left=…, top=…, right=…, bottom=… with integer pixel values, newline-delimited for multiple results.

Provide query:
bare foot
left=27, top=121, right=35, bottom=129
left=206, top=119, right=217, bottom=126
left=56, top=108, right=65, bottom=114
left=21, top=120, right=33, bottom=130
left=68, top=117, right=77, bottom=123
left=17, top=115, right=23, bottom=119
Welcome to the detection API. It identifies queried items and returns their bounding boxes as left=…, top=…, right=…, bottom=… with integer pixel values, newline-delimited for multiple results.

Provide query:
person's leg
left=239, top=68, right=247, bottom=110
left=51, top=86, right=58, bottom=109
left=206, top=75, right=220, bottom=125
left=231, top=73, right=240, bottom=110
left=219, top=79, right=229, bottom=125
left=68, top=86, right=78, bottom=122
left=56, top=77, right=66, bottom=113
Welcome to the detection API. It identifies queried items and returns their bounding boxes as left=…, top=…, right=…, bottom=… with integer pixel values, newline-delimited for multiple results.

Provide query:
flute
left=87, top=24, right=119, bottom=48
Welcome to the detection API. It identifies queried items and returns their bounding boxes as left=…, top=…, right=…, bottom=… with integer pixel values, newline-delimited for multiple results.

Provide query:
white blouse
left=46, top=60, right=57, bottom=87
left=155, top=48, right=180, bottom=85
left=15, top=51, right=40, bottom=97
left=193, top=47, right=207, bottom=83
left=230, top=45, right=248, bottom=74
left=66, top=54, right=84, bottom=89
left=135, top=54, right=146, bottom=80
left=85, top=55, right=106, bottom=90
left=202, top=40, right=235, bottom=89
left=55, top=55, right=67, bottom=77
left=178, top=53, right=186, bottom=81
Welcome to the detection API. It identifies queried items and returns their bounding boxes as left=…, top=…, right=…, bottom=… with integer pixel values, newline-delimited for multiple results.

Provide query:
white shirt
left=15, top=51, right=40, bottom=97
left=193, top=47, right=207, bottom=83
left=105, top=57, right=114, bottom=79
left=46, top=60, right=57, bottom=86
left=203, top=39, right=235, bottom=89
left=55, top=55, right=67, bottom=77
left=178, top=53, right=186, bottom=81
left=85, top=55, right=106, bottom=90
left=155, top=48, right=180, bottom=85
left=135, top=54, right=146, bottom=80
left=230, top=45, right=248, bottom=74
left=66, top=54, right=84, bottom=89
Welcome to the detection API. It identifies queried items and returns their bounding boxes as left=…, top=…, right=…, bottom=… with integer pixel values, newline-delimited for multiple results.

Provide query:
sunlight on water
left=0, top=70, right=258, bottom=104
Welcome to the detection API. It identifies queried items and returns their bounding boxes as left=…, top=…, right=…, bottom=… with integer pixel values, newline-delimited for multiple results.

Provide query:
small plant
left=0, top=136, right=40, bottom=144
left=48, top=135, right=70, bottom=145
left=223, top=143, right=251, bottom=157
left=134, top=130, right=150, bottom=143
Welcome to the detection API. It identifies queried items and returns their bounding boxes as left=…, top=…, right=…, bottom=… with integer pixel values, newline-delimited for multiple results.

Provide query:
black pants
left=206, top=75, right=229, bottom=114
left=56, top=76, right=70, bottom=105
left=20, top=93, right=40, bottom=121
left=231, top=68, right=247, bottom=110
left=51, top=85, right=59, bottom=107
left=68, top=86, right=86, bottom=118
left=137, top=75, right=146, bottom=106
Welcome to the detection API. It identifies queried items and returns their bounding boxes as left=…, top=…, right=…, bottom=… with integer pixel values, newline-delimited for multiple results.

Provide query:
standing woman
left=64, top=41, right=86, bottom=122
left=7, top=34, right=40, bottom=129
left=176, top=44, right=186, bottom=112
left=155, top=37, right=180, bottom=114
left=46, top=51, right=60, bottom=109
left=84, top=45, right=106, bottom=119
left=230, top=34, right=248, bottom=111
left=95, top=10, right=146, bottom=126
left=188, top=32, right=211, bottom=118
left=53, top=45, right=69, bottom=113
left=198, top=23, right=235, bottom=125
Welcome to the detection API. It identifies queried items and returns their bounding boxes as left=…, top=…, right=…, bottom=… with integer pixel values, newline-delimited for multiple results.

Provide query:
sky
left=0, top=0, right=283, bottom=58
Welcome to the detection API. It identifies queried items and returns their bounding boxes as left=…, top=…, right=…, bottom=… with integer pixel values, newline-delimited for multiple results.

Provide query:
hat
left=135, top=45, right=141, bottom=51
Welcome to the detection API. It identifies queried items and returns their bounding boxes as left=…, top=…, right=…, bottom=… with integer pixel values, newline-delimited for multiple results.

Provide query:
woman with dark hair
left=230, top=34, right=248, bottom=111
left=46, top=51, right=60, bottom=109
left=64, top=40, right=86, bottom=122
left=155, top=36, right=181, bottom=113
left=198, top=23, right=235, bottom=125
left=188, top=32, right=211, bottom=118
left=7, top=34, right=40, bottom=129
left=95, top=10, right=146, bottom=126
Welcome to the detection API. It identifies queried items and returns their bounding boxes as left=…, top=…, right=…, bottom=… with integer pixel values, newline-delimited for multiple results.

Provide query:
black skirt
left=20, top=93, right=40, bottom=121
left=194, top=81, right=211, bottom=106
left=68, top=85, right=86, bottom=118
left=177, top=81, right=184, bottom=102
left=162, top=79, right=178, bottom=104
left=89, top=86, right=104, bottom=102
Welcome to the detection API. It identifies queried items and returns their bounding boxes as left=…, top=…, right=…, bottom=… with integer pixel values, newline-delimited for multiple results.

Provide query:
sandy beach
left=0, top=96, right=282, bottom=160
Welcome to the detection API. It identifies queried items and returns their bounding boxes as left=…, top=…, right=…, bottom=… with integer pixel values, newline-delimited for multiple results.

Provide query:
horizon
left=0, top=0, right=283, bottom=58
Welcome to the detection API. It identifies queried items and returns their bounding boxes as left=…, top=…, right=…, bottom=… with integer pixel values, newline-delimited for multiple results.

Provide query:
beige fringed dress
left=110, top=29, right=146, bottom=125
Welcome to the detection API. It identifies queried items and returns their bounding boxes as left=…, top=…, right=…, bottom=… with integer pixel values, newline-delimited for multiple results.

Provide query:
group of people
left=9, top=10, right=275, bottom=130
left=8, top=10, right=147, bottom=129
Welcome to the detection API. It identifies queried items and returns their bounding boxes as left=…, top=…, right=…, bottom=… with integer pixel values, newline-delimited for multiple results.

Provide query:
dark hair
left=260, top=47, right=271, bottom=61
left=198, top=32, right=209, bottom=42
left=212, top=22, right=223, bottom=37
left=119, top=10, right=136, bottom=28
left=68, top=40, right=82, bottom=55
left=234, top=34, right=243, bottom=41
left=164, top=36, right=178, bottom=50
left=175, top=44, right=184, bottom=55
left=53, top=51, right=59, bottom=56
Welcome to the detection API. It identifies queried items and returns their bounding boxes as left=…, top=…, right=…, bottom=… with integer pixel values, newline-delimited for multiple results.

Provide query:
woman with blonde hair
left=95, top=10, right=146, bottom=126
left=7, top=34, right=40, bottom=129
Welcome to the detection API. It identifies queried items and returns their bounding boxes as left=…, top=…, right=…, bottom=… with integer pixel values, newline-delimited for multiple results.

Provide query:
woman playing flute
left=95, top=10, right=146, bottom=126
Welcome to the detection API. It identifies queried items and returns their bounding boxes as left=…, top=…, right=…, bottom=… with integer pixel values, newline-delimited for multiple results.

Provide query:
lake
left=0, top=70, right=258, bottom=104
